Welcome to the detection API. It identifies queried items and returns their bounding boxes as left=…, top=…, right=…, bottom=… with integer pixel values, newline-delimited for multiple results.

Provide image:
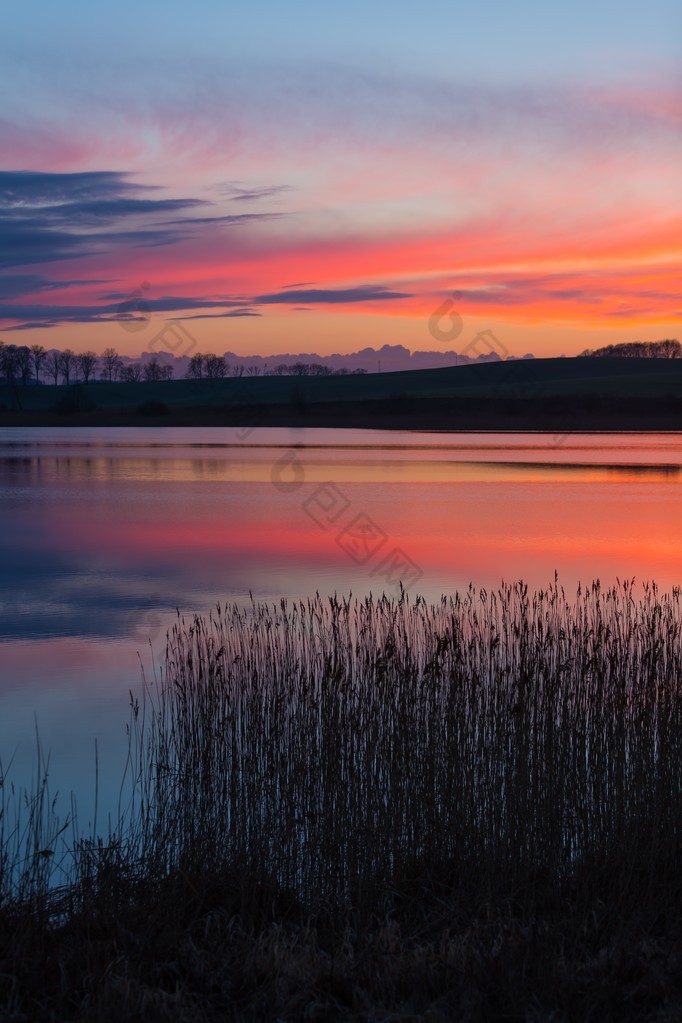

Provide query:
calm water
left=1, top=426, right=681, bottom=825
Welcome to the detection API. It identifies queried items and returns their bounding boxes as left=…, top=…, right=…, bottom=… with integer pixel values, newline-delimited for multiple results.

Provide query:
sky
left=0, top=1, right=680, bottom=359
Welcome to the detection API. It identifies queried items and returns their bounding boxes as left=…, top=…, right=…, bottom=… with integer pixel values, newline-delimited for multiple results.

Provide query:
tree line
left=0, top=343, right=369, bottom=386
left=185, top=353, right=367, bottom=378
left=580, top=339, right=681, bottom=359
left=0, top=343, right=173, bottom=385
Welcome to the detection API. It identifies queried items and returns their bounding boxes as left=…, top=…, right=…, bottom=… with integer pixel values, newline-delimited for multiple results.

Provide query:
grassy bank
left=2, top=357, right=682, bottom=430
left=1, top=581, right=681, bottom=1020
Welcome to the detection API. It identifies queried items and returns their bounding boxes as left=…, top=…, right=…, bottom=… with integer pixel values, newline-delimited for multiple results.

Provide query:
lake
left=1, top=426, right=681, bottom=828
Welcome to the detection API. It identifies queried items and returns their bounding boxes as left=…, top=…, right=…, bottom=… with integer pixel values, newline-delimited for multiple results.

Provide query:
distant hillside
left=2, top=357, right=682, bottom=430
left=124, top=342, right=532, bottom=377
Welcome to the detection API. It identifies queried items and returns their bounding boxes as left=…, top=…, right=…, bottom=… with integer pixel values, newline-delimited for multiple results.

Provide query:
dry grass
left=1, top=579, right=681, bottom=1020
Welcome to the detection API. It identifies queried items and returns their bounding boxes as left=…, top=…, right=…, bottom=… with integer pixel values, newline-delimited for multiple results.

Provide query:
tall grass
left=2, top=579, right=681, bottom=1020
left=0, top=736, right=74, bottom=907
left=132, top=578, right=681, bottom=919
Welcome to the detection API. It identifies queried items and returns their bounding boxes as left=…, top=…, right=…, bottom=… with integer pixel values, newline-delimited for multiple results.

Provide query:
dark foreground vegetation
left=1, top=581, right=681, bottom=1020
left=3, top=356, right=682, bottom=430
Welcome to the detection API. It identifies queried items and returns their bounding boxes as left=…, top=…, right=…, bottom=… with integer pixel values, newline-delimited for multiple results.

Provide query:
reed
left=1, top=579, right=681, bottom=1020
left=132, top=579, right=681, bottom=921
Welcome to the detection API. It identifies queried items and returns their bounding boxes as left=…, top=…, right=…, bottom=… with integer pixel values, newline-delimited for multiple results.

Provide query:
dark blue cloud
left=0, top=198, right=207, bottom=226
left=254, top=286, right=412, bottom=304
left=0, top=170, right=137, bottom=206
left=0, top=220, right=84, bottom=268
left=172, top=309, right=261, bottom=320
left=164, top=212, right=283, bottom=227
left=1, top=320, right=60, bottom=330
left=0, top=273, right=113, bottom=299
left=0, top=169, right=284, bottom=273
left=0, top=295, right=254, bottom=327
left=0, top=282, right=405, bottom=328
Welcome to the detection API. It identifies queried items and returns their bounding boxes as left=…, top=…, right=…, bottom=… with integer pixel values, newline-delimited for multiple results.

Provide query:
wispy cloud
left=0, top=273, right=113, bottom=300
left=0, top=295, right=254, bottom=328
left=165, top=212, right=284, bottom=228
left=0, top=285, right=411, bottom=329
left=254, top=286, right=412, bottom=305
left=0, top=170, right=138, bottom=206
left=0, top=170, right=286, bottom=270
left=215, top=183, right=293, bottom=203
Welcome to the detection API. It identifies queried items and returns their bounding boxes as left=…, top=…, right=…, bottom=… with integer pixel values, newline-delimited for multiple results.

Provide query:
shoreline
left=1, top=401, right=681, bottom=430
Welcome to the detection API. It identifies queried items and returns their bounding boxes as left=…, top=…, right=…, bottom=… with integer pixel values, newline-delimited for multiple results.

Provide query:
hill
left=2, top=357, right=682, bottom=430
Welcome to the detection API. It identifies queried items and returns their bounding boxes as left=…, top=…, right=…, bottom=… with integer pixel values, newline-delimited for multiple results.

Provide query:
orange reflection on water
left=35, top=472, right=682, bottom=597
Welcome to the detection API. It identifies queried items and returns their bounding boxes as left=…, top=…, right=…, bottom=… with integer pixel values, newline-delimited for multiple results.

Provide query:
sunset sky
left=1, top=1, right=680, bottom=359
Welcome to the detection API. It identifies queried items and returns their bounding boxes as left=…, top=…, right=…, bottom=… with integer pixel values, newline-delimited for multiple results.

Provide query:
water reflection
left=2, top=431, right=682, bottom=645
left=1, top=427, right=682, bottom=821
left=2, top=453, right=682, bottom=486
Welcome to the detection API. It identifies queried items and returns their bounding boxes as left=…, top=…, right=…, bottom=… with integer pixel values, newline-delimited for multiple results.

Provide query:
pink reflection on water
left=3, top=428, right=682, bottom=824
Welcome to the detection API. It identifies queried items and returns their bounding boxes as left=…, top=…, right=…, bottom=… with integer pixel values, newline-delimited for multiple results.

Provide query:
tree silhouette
left=0, top=343, right=18, bottom=382
left=77, top=351, right=98, bottom=383
left=30, top=344, right=46, bottom=385
left=186, top=353, right=205, bottom=379
left=101, top=348, right=122, bottom=382
left=583, top=339, right=681, bottom=359
left=121, top=364, right=142, bottom=383
left=45, top=351, right=61, bottom=385
left=58, top=349, right=75, bottom=384
left=15, top=346, right=32, bottom=386
left=204, top=354, right=226, bottom=379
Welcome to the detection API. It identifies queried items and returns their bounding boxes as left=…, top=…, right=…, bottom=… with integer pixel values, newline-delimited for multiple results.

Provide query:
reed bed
left=2, top=579, right=681, bottom=1020
left=131, top=578, right=682, bottom=911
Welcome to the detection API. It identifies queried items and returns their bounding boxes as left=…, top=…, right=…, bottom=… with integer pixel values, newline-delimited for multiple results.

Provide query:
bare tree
left=231, top=364, right=245, bottom=378
left=101, top=347, right=122, bottom=382
left=77, top=351, right=98, bottom=383
left=45, top=351, right=61, bottom=385
left=0, top=343, right=18, bottom=382
left=30, top=344, right=46, bottom=384
left=15, top=346, right=32, bottom=385
left=159, top=364, right=173, bottom=381
left=659, top=338, right=681, bottom=359
left=585, top=339, right=681, bottom=359
left=59, top=348, right=75, bottom=385
left=187, top=353, right=206, bottom=379
left=246, top=364, right=261, bottom=376
left=143, top=357, right=163, bottom=382
left=121, top=364, right=142, bottom=383
left=204, top=354, right=227, bottom=379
